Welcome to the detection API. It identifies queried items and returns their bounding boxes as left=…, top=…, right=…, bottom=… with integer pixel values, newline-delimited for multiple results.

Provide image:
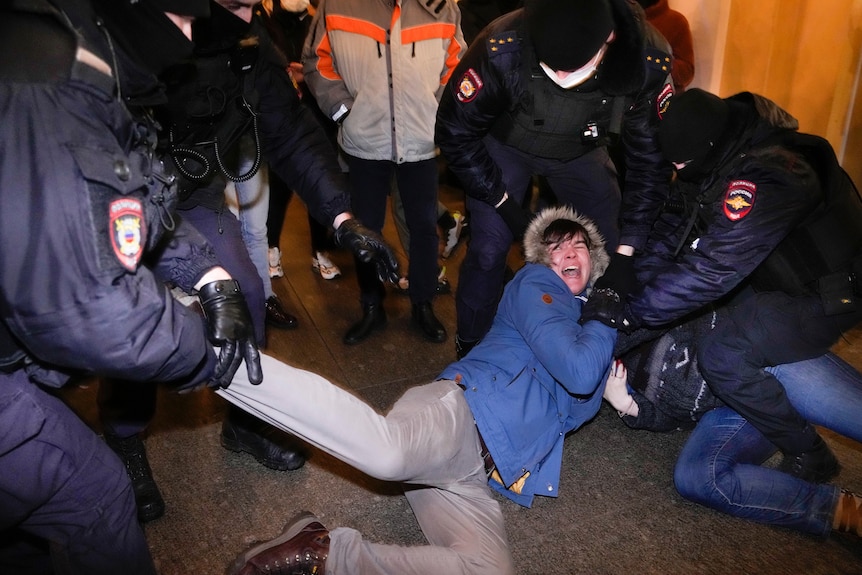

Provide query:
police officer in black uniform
left=587, top=88, right=862, bottom=483
left=0, top=0, right=259, bottom=571
left=435, top=0, right=674, bottom=358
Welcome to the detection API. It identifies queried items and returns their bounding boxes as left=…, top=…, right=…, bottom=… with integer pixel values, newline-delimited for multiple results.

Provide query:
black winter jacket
left=0, top=0, right=217, bottom=388
left=628, top=93, right=831, bottom=327
left=434, top=0, right=673, bottom=249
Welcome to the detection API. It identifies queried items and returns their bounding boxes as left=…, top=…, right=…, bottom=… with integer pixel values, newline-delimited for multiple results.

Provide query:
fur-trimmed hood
left=523, top=206, right=610, bottom=292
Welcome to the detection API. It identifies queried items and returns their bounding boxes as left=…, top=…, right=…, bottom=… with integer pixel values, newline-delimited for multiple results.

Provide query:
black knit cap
left=146, top=0, right=211, bottom=17
left=659, top=88, right=730, bottom=167
left=527, top=0, right=614, bottom=71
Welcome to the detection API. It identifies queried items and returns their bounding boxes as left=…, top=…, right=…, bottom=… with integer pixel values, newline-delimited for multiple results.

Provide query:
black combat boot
left=411, top=301, right=446, bottom=343
left=103, top=432, right=166, bottom=523
left=221, top=406, right=307, bottom=471
left=343, top=303, right=386, bottom=345
left=778, top=434, right=841, bottom=483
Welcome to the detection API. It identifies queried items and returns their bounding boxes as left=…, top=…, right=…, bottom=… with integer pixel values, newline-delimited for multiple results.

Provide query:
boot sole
left=226, top=511, right=318, bottom=575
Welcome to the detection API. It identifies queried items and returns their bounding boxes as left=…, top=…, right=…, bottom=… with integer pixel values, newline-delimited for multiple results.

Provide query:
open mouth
left=562, top=265, right=581, bottom=278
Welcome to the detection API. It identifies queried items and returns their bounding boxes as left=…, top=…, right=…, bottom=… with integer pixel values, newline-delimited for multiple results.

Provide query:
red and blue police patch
left=723, top=180, right=756, bottom=221
left=456, top=68, right=483, bottom=103
left=656, top=83, right=673, bottom=119
left=109, top=198, right=146, bottom=271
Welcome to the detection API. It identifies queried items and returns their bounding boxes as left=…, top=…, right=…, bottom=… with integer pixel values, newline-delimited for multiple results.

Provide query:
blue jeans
left=225, top=139, right=272, bottom=299
left=698, top=291, right=862, bottom=453
left=673, top=353, right=861, bottom=536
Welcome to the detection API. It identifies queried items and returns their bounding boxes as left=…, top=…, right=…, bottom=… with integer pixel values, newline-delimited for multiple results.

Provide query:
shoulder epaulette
left=487, top=31, right=520, bottom=56
left=419, top=0, right=450, bottom=19
left=645, top=47, right=672, bottom=75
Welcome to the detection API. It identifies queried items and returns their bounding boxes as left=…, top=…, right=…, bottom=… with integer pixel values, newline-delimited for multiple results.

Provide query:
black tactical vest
left=489, top=43, right=619, bottom=160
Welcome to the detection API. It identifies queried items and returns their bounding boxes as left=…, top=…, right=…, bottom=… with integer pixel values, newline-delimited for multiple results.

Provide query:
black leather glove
left=198, top=279, right=262, bottom=389
left=579, top=287, right=633, bottom=331
left=495, top=195, right=532, bottom=239
left=593, top=252, right=637, bottom=298
left=335, top=218, right=400, bottom=284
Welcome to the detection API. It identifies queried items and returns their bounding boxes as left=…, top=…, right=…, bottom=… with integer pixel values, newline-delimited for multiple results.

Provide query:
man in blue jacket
left=221, top=206, right=617, bottom=575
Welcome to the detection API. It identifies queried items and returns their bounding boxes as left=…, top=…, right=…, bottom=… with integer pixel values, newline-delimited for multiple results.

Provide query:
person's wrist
left=195, top=267, right=232, bottom=291
left=333, top=212, right=352, bottom=230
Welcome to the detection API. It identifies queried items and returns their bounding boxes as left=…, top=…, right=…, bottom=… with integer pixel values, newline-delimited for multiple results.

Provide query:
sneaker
left=311, top=251, right=341, bottom=280
left=441, top=211, right=466, bottom=258
left=268, top=247, right=284, bottom=278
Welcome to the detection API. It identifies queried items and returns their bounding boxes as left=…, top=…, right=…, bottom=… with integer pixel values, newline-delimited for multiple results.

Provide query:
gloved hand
left=593, top=252, right=637, bottom=298
left=335, top=218, right=400, bottom=284
left=198, top=279, right=262, bottom=388
left=495, top=195, right=532, bottom=239
left=579, top=287, right=632, bottom=331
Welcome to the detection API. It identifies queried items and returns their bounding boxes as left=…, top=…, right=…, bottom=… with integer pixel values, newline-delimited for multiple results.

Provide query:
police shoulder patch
left=456, top=68, right=484, bottom=103
left=656, top=83, right=673, bottom=119
left=109, top=198, right=146, bottom=271
left=723, top=180, right=757, bottom=221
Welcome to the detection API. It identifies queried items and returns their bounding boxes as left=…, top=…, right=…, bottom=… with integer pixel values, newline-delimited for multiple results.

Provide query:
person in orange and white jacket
left=303, top=0, right=466, bottom=347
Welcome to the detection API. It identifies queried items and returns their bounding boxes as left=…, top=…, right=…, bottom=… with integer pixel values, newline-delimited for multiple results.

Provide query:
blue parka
left=439, top=207, right=616, bottom=506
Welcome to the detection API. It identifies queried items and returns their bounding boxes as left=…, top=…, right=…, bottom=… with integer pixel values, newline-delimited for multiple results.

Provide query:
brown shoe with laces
left=227, top=512, right=329, bottom=575
left=833, top=489, right=862, bottom=538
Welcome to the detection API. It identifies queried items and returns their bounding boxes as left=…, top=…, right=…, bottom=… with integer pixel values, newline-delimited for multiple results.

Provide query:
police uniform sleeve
left=254, top=56, right=352, bottom=228
left=0, top=80, right=214, bottom=386
left=435, top=24, right=516, bottom=207
left=628, top=155, right=822, bottom=326
left=618, top=41, right=675, bottom=251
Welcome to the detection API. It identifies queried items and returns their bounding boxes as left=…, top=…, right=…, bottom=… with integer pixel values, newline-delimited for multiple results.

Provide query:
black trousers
left=698, top=289, right=862, bottom=454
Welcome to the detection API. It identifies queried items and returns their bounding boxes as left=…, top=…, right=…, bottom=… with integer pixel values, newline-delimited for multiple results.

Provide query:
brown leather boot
left=227, top=512, right=329, bottom=575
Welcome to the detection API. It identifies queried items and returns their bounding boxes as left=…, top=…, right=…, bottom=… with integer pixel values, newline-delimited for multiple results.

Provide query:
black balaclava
left=526, top=0, right=614, bottom=71
left=93, top=0, right=209, bottom=77
left=659, top=88, right=731, bottom=182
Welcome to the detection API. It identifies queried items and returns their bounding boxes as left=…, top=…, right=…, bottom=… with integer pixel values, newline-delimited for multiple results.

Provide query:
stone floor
left=60, top=182, right=862, bottom=574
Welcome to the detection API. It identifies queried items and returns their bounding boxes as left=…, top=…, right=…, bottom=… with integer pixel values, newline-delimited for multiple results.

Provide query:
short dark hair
left=541, top=219, right=591, bottom=251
